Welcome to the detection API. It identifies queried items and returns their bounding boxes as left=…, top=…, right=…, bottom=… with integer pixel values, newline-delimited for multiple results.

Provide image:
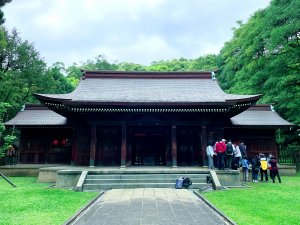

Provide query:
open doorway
left=132, top=132, right=165, bottom=166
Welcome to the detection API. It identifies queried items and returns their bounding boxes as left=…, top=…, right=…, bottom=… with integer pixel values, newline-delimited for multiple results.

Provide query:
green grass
left=0, top=177, right=98, bottom=225
left=202, top=174, right=300, bottom=225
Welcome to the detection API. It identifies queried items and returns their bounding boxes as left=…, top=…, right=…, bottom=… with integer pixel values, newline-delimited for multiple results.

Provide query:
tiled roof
left=35, top=71, right=261, bottom=105
left=230, top=105, right=294, bottom=127
left=4, top=105, right=67, bottom=126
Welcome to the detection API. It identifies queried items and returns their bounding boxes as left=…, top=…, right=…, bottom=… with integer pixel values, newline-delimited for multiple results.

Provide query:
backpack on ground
left=175, top=177, right=184, bottom=189
left=182, top=177, right=192, bottom=188
left=261, top=159, right=268, bottom=170
left=226, top=143, right=233, bottom=155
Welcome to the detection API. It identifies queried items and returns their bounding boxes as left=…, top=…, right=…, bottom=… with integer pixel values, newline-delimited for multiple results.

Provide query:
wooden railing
left=279, top=146, right=300, bottom=169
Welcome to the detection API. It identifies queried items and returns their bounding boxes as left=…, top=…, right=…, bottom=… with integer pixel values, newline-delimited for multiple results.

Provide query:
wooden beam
left=201, top=124, right=207, bottom=166
left=120, top=122, right=127, bottom=168
left=89, top=125, right=97, bottom=167
left=71, top=127, right=77, bottom=165
left=172, top=125, right=177, bottom=167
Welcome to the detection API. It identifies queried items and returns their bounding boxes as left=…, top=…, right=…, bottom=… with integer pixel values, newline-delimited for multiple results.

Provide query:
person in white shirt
left=206, top=142, right=215, bottom=169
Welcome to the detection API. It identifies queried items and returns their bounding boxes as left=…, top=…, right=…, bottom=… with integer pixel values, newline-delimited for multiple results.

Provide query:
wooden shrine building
left=5, top=71, right=293, bottom=167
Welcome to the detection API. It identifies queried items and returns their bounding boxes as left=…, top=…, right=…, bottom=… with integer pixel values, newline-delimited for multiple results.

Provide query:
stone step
left=86, top=174, right=208, bottom=180
left=84, top=178, right=206, bottom=184
left=82, top=172, right=210, bottom=191
left=83, top=182, right=208, bottom=190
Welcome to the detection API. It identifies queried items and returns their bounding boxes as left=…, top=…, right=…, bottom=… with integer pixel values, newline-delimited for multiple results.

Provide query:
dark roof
left=35, top=71, right=261, bottom=105
left=5, top=104, right=293, bottom=129
left=4, top=105, right=68, bottom=127
left=230, top=105, right=294, bottom=128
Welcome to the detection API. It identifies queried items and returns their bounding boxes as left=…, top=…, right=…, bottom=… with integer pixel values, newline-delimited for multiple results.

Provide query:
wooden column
left=89, top=125, right=97, bottom=167
left=171, top=125, right=177, bottom=168
left=120, top=122, right=127, bottom=168
left=71, top=127, right=77, bottom=166
left=201, top=124, right=207, bottom=166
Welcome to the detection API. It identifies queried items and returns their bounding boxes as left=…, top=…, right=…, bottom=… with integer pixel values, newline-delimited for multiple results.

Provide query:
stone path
left=71, top=188, right=229, bottom=225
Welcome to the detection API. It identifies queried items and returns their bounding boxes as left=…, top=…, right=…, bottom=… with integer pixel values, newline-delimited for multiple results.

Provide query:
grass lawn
left=0, top=177, right=98, bottom=225
left=202, top=173, right=300, bottom=225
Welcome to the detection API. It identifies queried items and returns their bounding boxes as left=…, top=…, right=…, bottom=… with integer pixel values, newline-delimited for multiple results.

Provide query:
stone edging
left=63, top=191, right=104, bottom=225
left=193, top=191, right=237, bottom=225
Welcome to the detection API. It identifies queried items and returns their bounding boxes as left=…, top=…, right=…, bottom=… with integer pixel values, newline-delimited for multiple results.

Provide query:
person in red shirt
left=215, top=138, right=226, bottom=170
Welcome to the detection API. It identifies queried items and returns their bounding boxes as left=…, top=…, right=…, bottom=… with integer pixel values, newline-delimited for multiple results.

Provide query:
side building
left=5, top=71, right=293, bottom=167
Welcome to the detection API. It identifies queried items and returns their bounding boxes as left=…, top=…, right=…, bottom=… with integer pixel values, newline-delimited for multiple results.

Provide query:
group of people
left=206, top=139, right=281, bottom=183
left=206, top=138, right=246, bottom=171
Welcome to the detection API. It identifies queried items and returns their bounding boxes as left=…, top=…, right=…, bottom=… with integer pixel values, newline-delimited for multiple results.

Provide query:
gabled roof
left=35, top=71, right=260, bottom=104
left=230, top=105, right=294, bottom=129
left=34, top=71, right=261, bottom=117
left=4, top=104, right=68, bottom=127
left=36, top=71, right=259, bottom=104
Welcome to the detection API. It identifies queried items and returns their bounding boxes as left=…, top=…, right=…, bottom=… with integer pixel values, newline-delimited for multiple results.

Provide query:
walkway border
left=193, top=191, right=237, bottom=225
left=63, top=191, right=104, bottom=225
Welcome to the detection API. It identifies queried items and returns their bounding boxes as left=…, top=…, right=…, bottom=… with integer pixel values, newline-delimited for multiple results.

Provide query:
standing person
left=252, top=155, right=260, bottom=182
left=241, top=156, right=250, bottom=182
left=225, top=139, right=234, bottom=169
left=6, top=145, right=15, bottom=165
left=206, top=142, right=215, bottom=169
left=233, top=143, right=241, bottom=170
left=269, top=156, right=281, bottom=183
left=215, top=138, right=226, bottom=170
left=259, top=153, right=269, bottom=182
left=239, top=141, right=247, bottom=159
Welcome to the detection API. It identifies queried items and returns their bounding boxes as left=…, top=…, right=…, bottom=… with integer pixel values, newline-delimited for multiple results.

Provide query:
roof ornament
left=20, top=105, right=25, bottom=112
left=211, top=71, right=216, bottom=81
left=270, top=105, right=275, bottom=111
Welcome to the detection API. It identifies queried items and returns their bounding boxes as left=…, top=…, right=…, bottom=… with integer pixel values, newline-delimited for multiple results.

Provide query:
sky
left=3, top=0, right=271, bottom=67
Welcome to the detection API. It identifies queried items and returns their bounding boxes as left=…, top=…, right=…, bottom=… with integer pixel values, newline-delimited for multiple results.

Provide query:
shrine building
left=5, top=71, right=293, bottom=167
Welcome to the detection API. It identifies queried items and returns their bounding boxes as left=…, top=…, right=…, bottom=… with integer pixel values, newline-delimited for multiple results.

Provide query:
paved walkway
left=71, top=188, right=229, bottom=225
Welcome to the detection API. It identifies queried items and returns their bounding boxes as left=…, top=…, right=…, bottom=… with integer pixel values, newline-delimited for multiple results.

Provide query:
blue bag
left=175, top=177, right=184, bottom=189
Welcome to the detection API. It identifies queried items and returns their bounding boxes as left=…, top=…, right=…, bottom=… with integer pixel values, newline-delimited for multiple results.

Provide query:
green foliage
left=217, top=0, right=300, bottom=143
left=202, top=174, right=300, bottom=225
left=0, top=27, right=75, bottom=120
left=0, top=102, right=15, bottom=159
left=0, top=177, right=98, bottom=225
left=0, top=0, right=11, bottom=25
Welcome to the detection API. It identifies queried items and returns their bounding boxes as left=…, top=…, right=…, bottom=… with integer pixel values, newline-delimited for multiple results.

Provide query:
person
left=239, top=141, right=247, bottom=159
left=215, top=138, right=226, bottom=170
left=233, top=143, right=241, bottom=170
left=6, top=145, right=16, bottom=165
left=241, top=156, right=250, bottom=182
left=225, top=139, right=234, bottom=169
left=251, top=155, right=260, bottom=182
left=259, top=153, right=269, bottom=182
left=206, top=142, right=215, bottom=169
left=269, top=156, right=281, bottom=183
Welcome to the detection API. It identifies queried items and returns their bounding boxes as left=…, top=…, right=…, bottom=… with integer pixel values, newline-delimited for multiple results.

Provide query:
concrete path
left=71, top=188, right=229, bottom=225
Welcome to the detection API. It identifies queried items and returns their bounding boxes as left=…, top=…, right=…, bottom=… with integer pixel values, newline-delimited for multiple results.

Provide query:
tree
left=0, top=0, right=11, bottom=25
left=217, top=0, right=300, bottom=144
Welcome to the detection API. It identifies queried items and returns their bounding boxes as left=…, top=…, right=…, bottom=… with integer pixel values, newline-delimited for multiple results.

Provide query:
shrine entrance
left=132, top=131, right=166, bottom=166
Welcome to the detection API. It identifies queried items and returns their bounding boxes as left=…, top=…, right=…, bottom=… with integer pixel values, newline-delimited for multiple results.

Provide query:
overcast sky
left=3, top=0, right=270, bottom=67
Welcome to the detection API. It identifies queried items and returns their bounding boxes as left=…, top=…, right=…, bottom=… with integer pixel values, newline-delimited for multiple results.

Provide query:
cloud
left=3, top=0, right=270, bottom=67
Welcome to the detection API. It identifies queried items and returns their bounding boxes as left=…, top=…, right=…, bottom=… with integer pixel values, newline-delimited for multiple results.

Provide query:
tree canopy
left=217, top=0, right=300, bottom=130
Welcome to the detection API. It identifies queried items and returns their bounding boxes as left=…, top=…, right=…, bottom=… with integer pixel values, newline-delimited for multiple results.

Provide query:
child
left=252, top=155, right=260, bottom=182
left=259, top=153, right=269, bottom=182
left=241, top=156, right=250, bottom=182
left=269, top=156, right=281, bottom=183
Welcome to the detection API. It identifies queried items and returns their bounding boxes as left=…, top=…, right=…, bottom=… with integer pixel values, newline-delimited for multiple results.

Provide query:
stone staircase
left=81, top=170, right=209, bottom=191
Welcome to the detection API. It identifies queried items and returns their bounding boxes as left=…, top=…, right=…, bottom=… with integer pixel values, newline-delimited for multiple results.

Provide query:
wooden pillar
left=172, top=125, right=177, bottom=168
left=201, top=124, right=207, bottom=166
left=71, top=127, right=77, bottom=166
left=89, top=125, right=97, bottom=167
left=120, top=122, right=127, bottom=168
